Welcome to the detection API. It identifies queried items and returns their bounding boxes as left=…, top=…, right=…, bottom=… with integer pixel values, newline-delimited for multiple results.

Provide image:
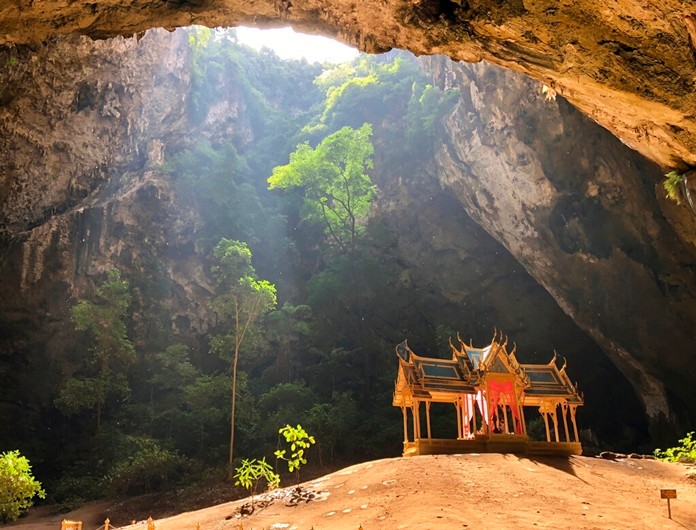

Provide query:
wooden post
left=542, top=412, right=551, bottom=442
left=561, top=402, right=570, bottom=442
left=463, top=395, right=469, bottom=436
left=425, top=401, right=432, bottom=439
left=551, top=407, right=560, bottom=442
left=455, top=400, right=462, bottom=439
left=471, top=395, right=478, bottom=434
left=105, top=518, right=110, bottom=530
left=660, top=489, right=676, bottom=519
left=570, top=405, right=580, bottom=442
left=402, top=406, right=409, bottom=443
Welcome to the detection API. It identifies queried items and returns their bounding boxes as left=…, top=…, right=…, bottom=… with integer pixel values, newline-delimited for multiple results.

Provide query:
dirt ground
left=5, top=454, right=696, bottom=530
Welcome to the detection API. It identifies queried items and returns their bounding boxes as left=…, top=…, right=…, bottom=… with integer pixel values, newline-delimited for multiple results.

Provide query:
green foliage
left=212, top=239, right=278, bottom=341
left=264, top=304, right=313, bottom=384
left=269, top=123, right=375, bottom=256
left=0, top=450, right=45, bottom=522
left=312, top=55, right=417, bottom=131
left=405, top=82, right=459, bottom=154
left=258, top=383, right=317, bottom=440
left=274, top=424, right=316, bottom=481
left=234, top=457, right=280, bottom=502
left=305, top=392, right=359, bottom=463
left=654, top=432, right=696, bottom=463
left=56, top=269, right=135, bottom=431
left=149, top=343, right=199, bottom=392
left=49, top=474, right=103, bottom=510
left=177, top=373, right=232, bottom=461
left=309, top=53, right=458, bottom=161
left=106, top=437, right=185, bottom=496
left=664, top=170, right=685, bottom=204
left=166, top=139, right=283, bottom=253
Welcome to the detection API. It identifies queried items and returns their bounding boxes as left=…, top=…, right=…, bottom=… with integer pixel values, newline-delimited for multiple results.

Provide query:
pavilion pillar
left=456, top=399, right=463, bottom=439
left=570, top=405, right=580, bottom=442
left=518, top=403, right=526, bottom=435
left=471, top=395, right=478, bottom=435
left=465, top=394, right=473, bottom=437
left=425, top=401, right=432, bottom=439
left=561, top=402, right=570, bottom=442
left=484, top=390, right=491, bottom=434
left=412, top=402, right=420, bottom=440
left=402, top=406, right=409, bottom=444
left=416, top=402, right=422, bottom=439
left=542, top=411, right=551, bottom=442
left=551, top=406, right=560, bottom=442
left=502, top=405, right=509, bottom=434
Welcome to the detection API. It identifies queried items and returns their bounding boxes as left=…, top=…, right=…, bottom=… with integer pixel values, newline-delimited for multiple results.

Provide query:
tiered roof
left=393, top=331, right=584, bottom=406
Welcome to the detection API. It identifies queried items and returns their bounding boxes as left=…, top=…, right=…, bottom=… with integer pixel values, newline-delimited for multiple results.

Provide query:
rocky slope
left=0, top=0, right=695, bottom=172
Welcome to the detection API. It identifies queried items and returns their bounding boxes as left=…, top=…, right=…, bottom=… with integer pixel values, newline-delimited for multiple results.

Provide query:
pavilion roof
left=393, top=332, right=584, bottom=406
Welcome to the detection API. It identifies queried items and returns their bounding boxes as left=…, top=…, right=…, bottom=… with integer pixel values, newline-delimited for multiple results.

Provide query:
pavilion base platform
left=403, top=436, right=582, bottom=457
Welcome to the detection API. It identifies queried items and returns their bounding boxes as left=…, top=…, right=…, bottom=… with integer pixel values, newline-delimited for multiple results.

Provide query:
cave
left=1, top=1, right=695, bottom=501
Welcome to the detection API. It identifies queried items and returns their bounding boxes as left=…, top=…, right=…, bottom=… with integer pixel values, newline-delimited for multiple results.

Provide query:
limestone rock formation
left=424, top=56, right=696, bottom=437
left=0, top=0, right=694, bottom=171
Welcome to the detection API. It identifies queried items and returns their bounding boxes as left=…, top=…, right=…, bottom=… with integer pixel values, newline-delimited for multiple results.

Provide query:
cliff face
left=0, top=0, right=694, bottom=172
left=424, top=57, right=696, bottom=436
left=0, top=31, right=225, bottom=425
left=0, top=29, right=692, bottom=448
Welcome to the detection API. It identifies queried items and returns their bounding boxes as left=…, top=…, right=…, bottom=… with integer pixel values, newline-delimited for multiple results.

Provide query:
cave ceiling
left=1, top=0, right=695, bottom=170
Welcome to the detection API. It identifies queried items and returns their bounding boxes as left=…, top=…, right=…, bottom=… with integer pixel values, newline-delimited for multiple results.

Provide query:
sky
left=235, top=26, right=360, bottom=64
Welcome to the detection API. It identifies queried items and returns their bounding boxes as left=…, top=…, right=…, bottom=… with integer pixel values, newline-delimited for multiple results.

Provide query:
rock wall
left=0, top=30, right=229, bottom=419
left=424, top=56, right=696, bottom=437
left=0, top=0, right=694, bottom=171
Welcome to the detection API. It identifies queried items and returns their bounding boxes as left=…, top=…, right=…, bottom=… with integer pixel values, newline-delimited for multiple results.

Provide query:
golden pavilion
left=392, top=330, right=584, bottom=456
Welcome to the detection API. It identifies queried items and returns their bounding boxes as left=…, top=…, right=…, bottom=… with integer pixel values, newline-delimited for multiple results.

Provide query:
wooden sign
left=661, top=489, right=677, bottom=519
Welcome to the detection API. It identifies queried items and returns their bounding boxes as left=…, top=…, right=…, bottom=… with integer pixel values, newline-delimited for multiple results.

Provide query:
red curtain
left=487, top=380, right=522, bottom=434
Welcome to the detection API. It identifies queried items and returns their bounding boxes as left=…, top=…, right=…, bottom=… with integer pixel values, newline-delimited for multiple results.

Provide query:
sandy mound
left=5, top=454, right=696, bottom=529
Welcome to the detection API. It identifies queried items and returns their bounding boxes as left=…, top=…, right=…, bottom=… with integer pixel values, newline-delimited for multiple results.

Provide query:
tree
left=268, top=123, right=376, bottom=258
left=55, top=269, right=136, bottom=433
left=211, top=239, right=277, bottom=480
left=0, top=450, right=45, bottom=522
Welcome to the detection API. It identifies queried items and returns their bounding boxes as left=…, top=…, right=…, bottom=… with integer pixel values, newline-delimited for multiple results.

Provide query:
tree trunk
left=228, top=342, right=240, bottom=481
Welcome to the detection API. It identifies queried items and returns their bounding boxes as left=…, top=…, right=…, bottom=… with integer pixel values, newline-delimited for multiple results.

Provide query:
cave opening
left=3, top=22, right=689, bottom=510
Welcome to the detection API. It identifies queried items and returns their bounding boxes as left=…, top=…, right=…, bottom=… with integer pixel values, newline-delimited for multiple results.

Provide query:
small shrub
left=274, top=424, right=316, bottom=483
left=233, top=458, right=280, bottom=509
left=106, top=438, right=186, bottom=496
left=50, top=474, right=104, bottom=510
left=663, top=171, right=684, bottom=204
left=654, top=431, right=696, bottom=464
left=0, top=450, right=46, bottom=522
